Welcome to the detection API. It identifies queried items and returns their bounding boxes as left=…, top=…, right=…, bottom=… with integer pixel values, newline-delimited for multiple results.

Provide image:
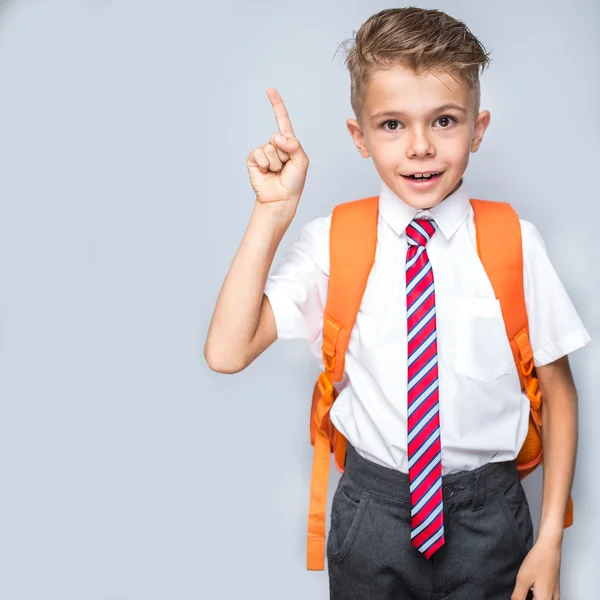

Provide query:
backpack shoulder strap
left=470, top=198, right=527, bottom=344
left=470, top=198, right=535, bottom=393
left=322, top=195, right=379, bottom=381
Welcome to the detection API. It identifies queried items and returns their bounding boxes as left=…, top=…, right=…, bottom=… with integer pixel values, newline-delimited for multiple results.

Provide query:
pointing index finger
left=267, top=88, right=295, bottom=137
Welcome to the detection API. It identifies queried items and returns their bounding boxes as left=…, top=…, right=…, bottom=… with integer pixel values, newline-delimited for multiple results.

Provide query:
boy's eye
left=435, top=115, right=457, bottom=128
left=381, top=120, right=402, bottom=131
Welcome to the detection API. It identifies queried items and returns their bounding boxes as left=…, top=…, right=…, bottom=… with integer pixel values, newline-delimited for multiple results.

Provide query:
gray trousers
left=327, top=444, right=534, bottom=600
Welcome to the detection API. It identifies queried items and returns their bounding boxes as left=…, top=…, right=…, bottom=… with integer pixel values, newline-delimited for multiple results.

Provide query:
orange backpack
left=306, top=195, right=573, bottom=571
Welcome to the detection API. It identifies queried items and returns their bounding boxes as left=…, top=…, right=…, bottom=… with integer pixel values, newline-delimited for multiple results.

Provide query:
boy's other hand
left=511, top=537, right=561, bottom=600
left=246, top=88, right=309, bottom=220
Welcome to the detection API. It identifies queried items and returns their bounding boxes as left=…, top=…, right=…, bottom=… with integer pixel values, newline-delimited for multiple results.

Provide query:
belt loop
left=472, top=468, right=484, bottom=512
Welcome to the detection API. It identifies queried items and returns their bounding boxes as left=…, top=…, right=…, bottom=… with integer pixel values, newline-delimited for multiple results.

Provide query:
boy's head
left=341, top=7, right=492, bottom=210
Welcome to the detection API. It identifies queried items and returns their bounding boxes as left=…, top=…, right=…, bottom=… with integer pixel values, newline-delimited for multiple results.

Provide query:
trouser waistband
left=343, top=444, right=520, bottom=509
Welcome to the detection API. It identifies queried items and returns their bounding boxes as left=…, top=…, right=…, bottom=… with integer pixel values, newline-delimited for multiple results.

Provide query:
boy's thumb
left=274, top=134, right=298, bottom=149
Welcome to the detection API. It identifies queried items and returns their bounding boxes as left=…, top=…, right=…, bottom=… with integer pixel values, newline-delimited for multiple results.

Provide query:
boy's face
left=347, top=65, right=491, bottom=210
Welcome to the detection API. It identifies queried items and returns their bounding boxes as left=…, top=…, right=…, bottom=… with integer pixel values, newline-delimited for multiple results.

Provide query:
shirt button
left=442, top=485, right=455, bottom=499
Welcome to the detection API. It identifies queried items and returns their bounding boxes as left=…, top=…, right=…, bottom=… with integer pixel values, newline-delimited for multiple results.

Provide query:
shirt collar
left=378, top=178, right=471, bottom=241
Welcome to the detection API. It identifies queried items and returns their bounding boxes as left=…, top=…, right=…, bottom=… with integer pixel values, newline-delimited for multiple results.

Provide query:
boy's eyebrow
left=369, top=104, right=469, bottom=122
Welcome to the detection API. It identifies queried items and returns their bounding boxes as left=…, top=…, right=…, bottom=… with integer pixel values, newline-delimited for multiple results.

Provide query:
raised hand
left=246, top=88, right=310, bottom=218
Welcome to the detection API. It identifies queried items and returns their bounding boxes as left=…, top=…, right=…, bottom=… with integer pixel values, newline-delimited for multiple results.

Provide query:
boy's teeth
left=410, top=172, right=439, bottom=179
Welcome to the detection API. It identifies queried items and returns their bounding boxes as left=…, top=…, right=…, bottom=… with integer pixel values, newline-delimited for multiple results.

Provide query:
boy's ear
left=471, top=110, right=491, bottom=153
left=346, top=118, right=371, bottom=158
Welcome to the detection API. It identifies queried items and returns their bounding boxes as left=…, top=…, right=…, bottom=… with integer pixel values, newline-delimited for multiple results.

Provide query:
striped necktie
left=405, top=218, right=445, bottom=558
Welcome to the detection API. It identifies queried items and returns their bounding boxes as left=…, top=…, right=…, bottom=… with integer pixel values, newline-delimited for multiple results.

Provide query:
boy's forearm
left=535, top=356, right=578, bottom=544
left=204, top=200, right=294, bottom=371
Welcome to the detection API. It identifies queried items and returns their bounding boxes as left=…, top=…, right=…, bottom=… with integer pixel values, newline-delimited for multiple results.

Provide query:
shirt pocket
left=454, top=297, right=515, bottom=383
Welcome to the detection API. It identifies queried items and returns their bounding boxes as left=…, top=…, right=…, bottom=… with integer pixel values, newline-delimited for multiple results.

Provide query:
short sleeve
left=264, top=214, right=331, bottom=358
left=521, top=219, right=591, bottom=366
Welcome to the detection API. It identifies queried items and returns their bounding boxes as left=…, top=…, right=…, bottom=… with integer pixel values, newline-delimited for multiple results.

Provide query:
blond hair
left=338, top=7, right=492, bottom=121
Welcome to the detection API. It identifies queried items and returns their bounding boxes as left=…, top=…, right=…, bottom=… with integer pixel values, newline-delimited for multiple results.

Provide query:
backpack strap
left=323, top=195, right=380, bottom=381
left=307, top=195, right=379, bottom=571
left=470, top=199, right=533, bottom=387
left=470, top=198, right=573, bottom=527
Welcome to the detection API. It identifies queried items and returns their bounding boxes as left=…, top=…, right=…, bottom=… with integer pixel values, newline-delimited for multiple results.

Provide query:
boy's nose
left=406, top=130, right=435, bottom=158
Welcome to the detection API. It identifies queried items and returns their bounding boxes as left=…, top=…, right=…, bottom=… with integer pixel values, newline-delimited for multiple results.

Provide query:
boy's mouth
left=401, top=171, right=443, bottom=180
left=401, top=171, right=444, bottom=187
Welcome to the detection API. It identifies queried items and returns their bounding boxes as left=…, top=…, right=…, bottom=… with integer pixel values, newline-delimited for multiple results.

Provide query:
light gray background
left=0, top=0, right=597, bottom=598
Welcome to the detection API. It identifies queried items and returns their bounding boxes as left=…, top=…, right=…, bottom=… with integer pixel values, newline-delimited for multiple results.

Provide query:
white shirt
left=264, top=179, right=591, bottom=474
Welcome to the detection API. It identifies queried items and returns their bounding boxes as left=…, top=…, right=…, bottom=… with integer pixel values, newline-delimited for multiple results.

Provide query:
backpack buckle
left=515, top=329, right=534, bottom=377
left=520, top=358, right=533, bottom=377
left=526, top=376, right=542, bottom=411
left=317, top=371, right=333, bottom=397
left=322, top=351, right=336, bottom=373
left=322, top=317, right=342, bottom=374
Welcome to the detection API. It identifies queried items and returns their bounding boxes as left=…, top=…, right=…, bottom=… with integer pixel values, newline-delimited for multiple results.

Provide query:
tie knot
left=406, top=219, right=437, bottom=247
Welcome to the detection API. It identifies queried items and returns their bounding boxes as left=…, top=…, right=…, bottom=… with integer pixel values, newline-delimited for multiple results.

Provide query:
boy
left=204, top=7, right=590, bottom=600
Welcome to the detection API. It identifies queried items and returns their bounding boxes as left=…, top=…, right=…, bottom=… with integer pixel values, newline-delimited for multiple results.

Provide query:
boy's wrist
left=536, top=526, right=564, bottom=547
left=252, top=199, right=296, bottom=230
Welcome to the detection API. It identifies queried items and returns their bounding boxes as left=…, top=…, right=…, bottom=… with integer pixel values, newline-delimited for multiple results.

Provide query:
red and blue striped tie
left=405, top=218, right=445, bottom=558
